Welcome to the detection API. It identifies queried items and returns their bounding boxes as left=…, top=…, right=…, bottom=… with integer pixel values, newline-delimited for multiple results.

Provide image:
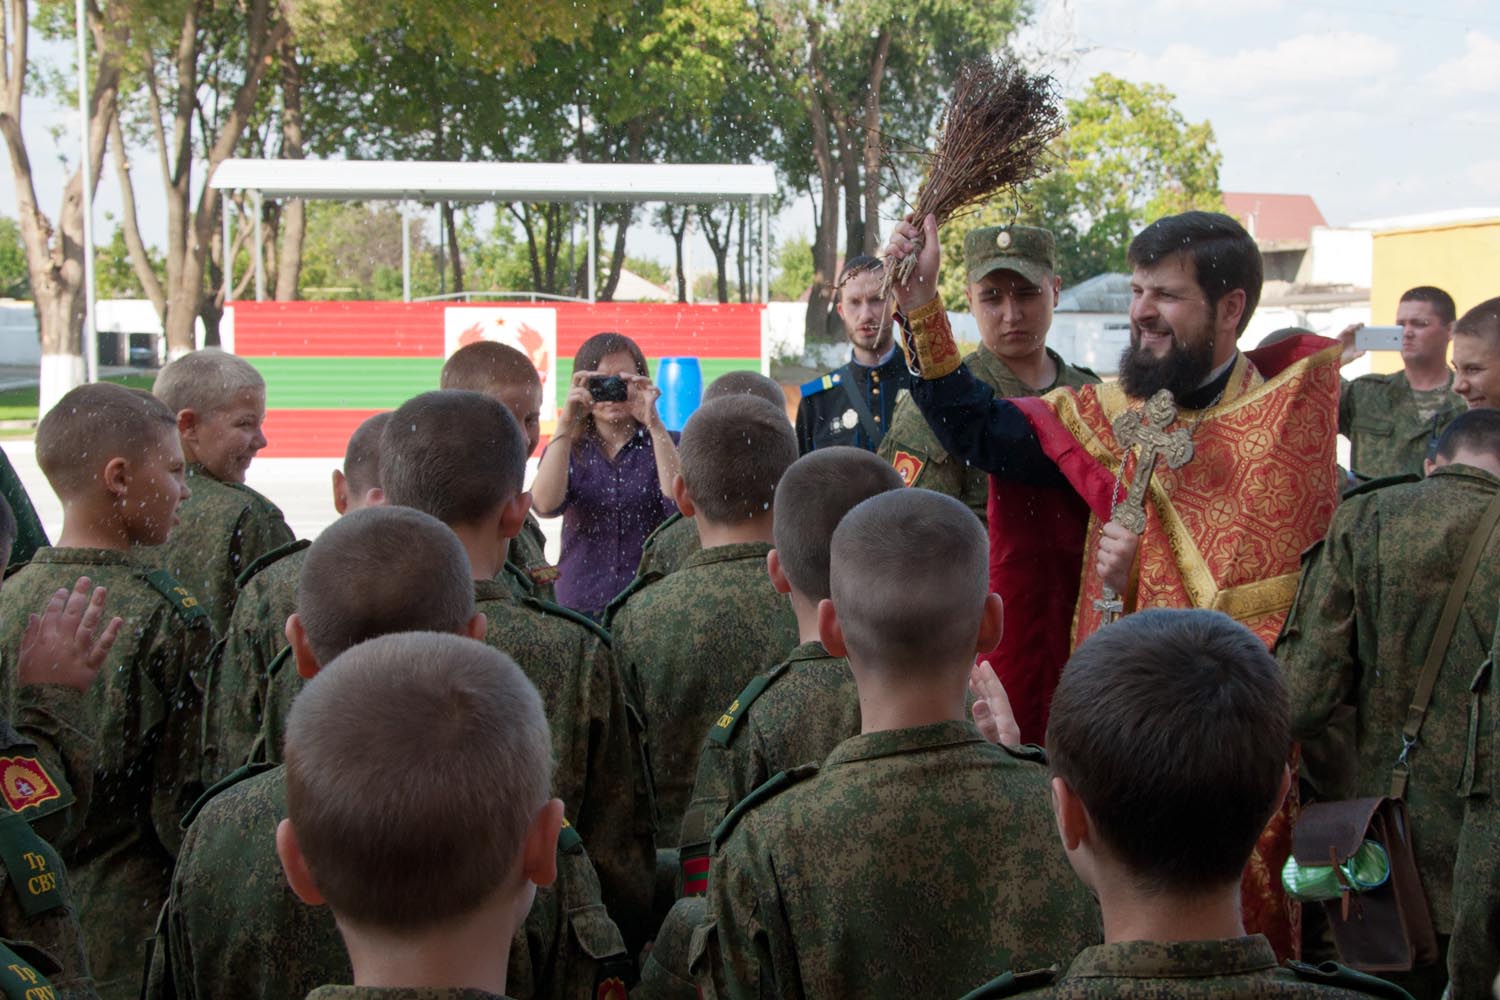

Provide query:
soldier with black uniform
left=794, top=256, right=913, bottom=454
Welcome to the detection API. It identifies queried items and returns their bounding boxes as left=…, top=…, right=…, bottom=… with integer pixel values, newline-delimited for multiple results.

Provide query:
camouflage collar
left=971, top=344, right=1072, bottom=396
left=25, top=546, right=137, bottom=567
left=1063, top=936, right=1278, bottom=980
left=472, top=578, right=517, bottom=605
left=822, top=719, right=985, bottom=769
left=681, top=541, right=775, bottom=569
left=1428, top=463, right=1500, bottom=488
left=784, top=640, right=835, bottom=663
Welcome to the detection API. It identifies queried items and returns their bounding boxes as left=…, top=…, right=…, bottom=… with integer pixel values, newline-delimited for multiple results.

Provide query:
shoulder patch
left=711, top=764, right=819, bottom=850
left=958, top=967, right=1058, bottom=1000
left=142, top=569, right=210, bottom=625
left=501, top=559, right=538, bottom=598
left=708, top=662, right=791, bottom=747
left=558, top=817, right=584, bottom=855
left=0, top=813, right=66, bottom=917
left=180, top=761, right=278, bottom=831
left=0, top=754, right=69, bottom=818
left=890, top=449, right=926, bottom=487
left=997, top=742, right=1049, bottom=765
left=0, top=938, right=56, bottom=998
left=520, top=593, right=612, bottom=644
left=800, top=372, right=841, bottom=398
left=1342, top=473, right=1420, bottom=499
left=1286, top=960, right=1416, bottom=1000
left=601, top=572, right=662, bottom=630
left=234, top=537, right=310, bottom=589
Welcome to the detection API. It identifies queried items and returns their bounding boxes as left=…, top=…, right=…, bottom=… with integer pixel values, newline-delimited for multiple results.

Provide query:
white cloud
left=1424, top=30, right=1500, bottom=96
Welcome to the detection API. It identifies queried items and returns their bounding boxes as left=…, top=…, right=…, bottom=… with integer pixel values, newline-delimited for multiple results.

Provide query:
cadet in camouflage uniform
left=146, top=508, right=629, bottom=1000
left=1446, top=604, right=1499, bottom=1000
left=151, top=349, right=294, bottom=633
left=608, top=397, right=799, bottom=840
left=691, top=491, right=1099, bottom=999
left=278, top=634, right=574, bottom=1000
left=0, top=445, right=48, bottom=569
left=0, top=384, right=213, bottom=999
left=203, top=412, right=389, bottom=781
left=966, top=610, right=1409, bottom=1000
left=878, top=225, right=1098, bottom=524
left=1277, top=410, right=1500, bottom=999
left=1337, top=287, right=1465, bottom=481
left=380, top=391, right=654, bottom=948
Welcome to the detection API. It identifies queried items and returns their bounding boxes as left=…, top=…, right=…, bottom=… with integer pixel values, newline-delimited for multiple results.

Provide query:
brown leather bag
left=1291, top=797, right=1437, bottom=971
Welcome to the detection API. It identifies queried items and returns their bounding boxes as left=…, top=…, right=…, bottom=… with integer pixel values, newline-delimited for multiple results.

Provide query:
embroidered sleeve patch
left=891, top=450, right=925, bottom=487
left=681, top=851, right=710, bottom=896
left=0, top=814, right=65, bottom=917
left=0, top=758, right=60, bottom=814
left=528, top=565, right=561, bottom=586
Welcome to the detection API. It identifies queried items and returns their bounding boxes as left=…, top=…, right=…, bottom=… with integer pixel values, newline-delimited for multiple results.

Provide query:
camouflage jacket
left=149, top=463, right=295, bottom=633
left=1338, top=370, right=1463, bottom=481
left=876, top=347, right=1098, bottom=525
left=608, top=542, right=797, bottom=839
left=0, top=547, right=213, bottom=999
left=472, top=581, right=655, bottom=949
left=145, top=764, right=630, bottom=1000
left=635, top=515, right=701, bottom=583
left=304, top=988, right=512, bottom=1000
left=0, top=445, right=47, bottom=569
left=677, top=641, right=858, bottom=894
left=0, top=720, right=98, bottom=1000
left=966, top=938, right=1413, bottom=999
left=635, top=896, right=704, bottom=1000
left=505, top=512, right=559, bottom=603
left=1446, top=603, right=1499, bottom=1000
left=202, top=540, right=308, bottom=782
left=690, top=720, right=1101, bottom=1000
left=1275, top=464, right=1500, bottom=933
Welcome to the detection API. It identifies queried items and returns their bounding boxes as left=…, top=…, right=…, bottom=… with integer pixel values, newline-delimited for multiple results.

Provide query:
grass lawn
left=0, top=373, right=157, bottom=423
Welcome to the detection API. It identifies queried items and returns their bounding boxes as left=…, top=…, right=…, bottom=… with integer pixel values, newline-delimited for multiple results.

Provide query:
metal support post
left=401, top=202, right=412, bottom=303
left=587, top=197, right=597, bottom=303
left=252, top=189, right=265, bottom=301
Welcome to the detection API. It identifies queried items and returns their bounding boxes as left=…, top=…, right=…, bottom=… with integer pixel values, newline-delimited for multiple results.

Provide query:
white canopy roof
left=209, top=158, right=778, bottom=204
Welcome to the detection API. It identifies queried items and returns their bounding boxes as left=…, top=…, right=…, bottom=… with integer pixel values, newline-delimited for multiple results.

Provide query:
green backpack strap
left=0, top=814, right=65, bottom=917
left=0, top=938, right=56, bottom=998
left=142, top=569, right=210, bottom=625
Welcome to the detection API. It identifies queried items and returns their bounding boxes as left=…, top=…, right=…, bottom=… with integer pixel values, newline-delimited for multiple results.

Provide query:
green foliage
left=460, top=213, right=540, bottom=295
left=770, top=233, right=816, bottom=302
left=94, top=218, right=165, bottom=300
left=939, top=73, right=1223, bottom=301
left=298, top=201, right=442, bottom=300
left=625, top=256, right=672, bottom=287
left=0, top=217, right=30, bottom=299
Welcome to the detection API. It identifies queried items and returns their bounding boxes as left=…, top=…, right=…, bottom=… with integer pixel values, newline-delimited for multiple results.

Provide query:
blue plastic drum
left=656, top=356, right=703, bottom=432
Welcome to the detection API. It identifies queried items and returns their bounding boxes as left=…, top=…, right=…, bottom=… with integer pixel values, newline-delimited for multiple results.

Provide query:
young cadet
left=631, top=371, right=790, bottom=585
left=608, top=395, right=799, bottom=843
left=0, top=383, right=214, bottom=999
left=379, top=390, right=654, bottom=947
left=692, top=489, right=1099, bottom=999
left=963, top=609, right=1413, bottom=1000
left=205, top=411, right=390, bottom=779
left=0, top=496, right=124, bottom=1000
left=277, top=632, right=563, bottom=1000
left=152, top=348, right=294, bottom=632
left=147, top=506, right=630, bottom=1000
left=440, top=341, right=557, bottom=600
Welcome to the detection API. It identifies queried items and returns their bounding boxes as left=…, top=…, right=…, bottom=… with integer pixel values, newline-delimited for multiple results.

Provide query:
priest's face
left=1119, top=254, right=1219, bottom=400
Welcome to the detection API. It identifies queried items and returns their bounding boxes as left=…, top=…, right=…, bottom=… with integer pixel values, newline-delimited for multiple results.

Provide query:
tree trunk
left=441, top=201, right=463, bottom=294
left=803, top=25, right=842, bottom=344
left=839, top=119, right=863, bottom=258
left=275, top=49, right=305, bottom=302
left=698, top=203, right=733, bottom=304
left=662, top=205, right=689, bottom=303
left=861, top=29, right=891, bottom=255
left=110, top=115, right=166, bottom=318
left=736, top=202, right=750, bottom=303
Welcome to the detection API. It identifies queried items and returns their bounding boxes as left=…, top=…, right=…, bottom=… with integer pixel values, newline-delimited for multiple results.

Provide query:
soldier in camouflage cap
left=878, top=224, right=1098, bottom=524
left=966, top=609, right=1409, bottom=1000
left=277, top=633, right=563, bottom=1000
left=151, top=349, right=295, bottom=633
left=690, top=489, right=1099, bottom=999
left=203, top=411, right=389, bottom=782
left=0, top=383, right=214, bottom=999
left=145, top=506, right=630, bottom=1000
left=380, top=390, right=655, bottom=950
left=1277, top=408, right=1500, bottom=999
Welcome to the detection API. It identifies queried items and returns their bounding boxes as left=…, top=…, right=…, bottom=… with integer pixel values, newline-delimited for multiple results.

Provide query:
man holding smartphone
left=1337, top=286, right=1466, bottom=481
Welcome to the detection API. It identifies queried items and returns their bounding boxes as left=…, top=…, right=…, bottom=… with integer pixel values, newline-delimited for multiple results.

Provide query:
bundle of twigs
left=880, top=55, right=1064, bottom=297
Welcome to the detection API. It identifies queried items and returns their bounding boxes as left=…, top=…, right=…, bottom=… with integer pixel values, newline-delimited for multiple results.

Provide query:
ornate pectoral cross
left=1092, top=389, right=1195, bottom=624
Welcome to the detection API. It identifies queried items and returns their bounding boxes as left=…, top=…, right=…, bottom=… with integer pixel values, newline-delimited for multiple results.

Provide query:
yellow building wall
left=1368, top=218, right=1500, bottom=373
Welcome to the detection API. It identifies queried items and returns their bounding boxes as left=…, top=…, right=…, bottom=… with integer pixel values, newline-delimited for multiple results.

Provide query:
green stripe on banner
left=247, top=356, right=763, bottom=411
left=248, top=357, right=445, bottom=409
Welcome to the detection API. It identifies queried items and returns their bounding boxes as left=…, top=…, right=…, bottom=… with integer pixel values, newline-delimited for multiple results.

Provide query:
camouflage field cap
left=964, top=225, right=1056, bottom=287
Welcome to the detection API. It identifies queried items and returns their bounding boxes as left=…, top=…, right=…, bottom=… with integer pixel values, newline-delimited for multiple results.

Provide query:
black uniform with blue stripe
left=793, top=350, right=914, bottom=454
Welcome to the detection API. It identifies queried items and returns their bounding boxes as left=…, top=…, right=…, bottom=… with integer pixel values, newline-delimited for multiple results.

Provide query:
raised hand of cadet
left=18, top=576, right=124, bottom=693
left=970, top=660, right=1020, bottom=746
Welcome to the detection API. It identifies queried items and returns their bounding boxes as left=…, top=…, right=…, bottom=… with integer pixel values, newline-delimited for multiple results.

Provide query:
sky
left=5, top=0, right=1499, bottom=284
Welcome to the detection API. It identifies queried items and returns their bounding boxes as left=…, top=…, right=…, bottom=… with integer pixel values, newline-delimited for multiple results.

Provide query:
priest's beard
left=1117, top=326, right=1218, bottom=400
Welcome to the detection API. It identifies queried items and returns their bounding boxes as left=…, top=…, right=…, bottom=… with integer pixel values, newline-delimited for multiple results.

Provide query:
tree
left=770, top=232, right=815, bottom=302
left=0, top=214, right=28, bottom=298
left=95, top=217, right=165, bottom=298
left=936, top=73, right=1223, bottom=303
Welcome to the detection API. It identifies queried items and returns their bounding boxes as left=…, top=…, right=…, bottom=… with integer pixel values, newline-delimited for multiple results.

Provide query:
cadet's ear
left=1051, top=775, right=1089, bottom=852
left=523, top=799, right=565, bottom=889
left=464, top=612, right=487, bottom=641
left=672, top=474, right=696, bottom=518
left=331, top=469, right=350, bottom=515
left=498, top=492, right=532, bottom=540
left=817, top=598, right=847, bottom=658
left=974, top=593, right=1004, bottom=654
left=276, top=819, right=326, bottom=906
left=362, top=486, right=385, bottom=508
left=766, top=549, right=792, bottom=595
left=103, top=456, right=131, bottom=499
left=286, top=613, right=322, bottom=680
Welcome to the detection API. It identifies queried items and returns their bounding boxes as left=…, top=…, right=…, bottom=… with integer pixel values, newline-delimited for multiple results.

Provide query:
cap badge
left=995, top=230, right=1013, bottom=250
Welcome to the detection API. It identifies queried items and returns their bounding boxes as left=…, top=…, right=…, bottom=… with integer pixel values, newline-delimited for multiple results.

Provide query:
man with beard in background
left=795, top=256, right=914, bottom=453
left=884, top=209, right=1344, bottom=964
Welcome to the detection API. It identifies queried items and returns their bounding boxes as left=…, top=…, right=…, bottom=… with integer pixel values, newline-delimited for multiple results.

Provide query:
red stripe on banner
left=262, top=409, right=386, bottom=458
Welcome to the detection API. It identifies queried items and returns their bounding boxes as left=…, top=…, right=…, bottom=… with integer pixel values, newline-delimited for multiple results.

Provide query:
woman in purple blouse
left=532, top=332, right=682, bottom=618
